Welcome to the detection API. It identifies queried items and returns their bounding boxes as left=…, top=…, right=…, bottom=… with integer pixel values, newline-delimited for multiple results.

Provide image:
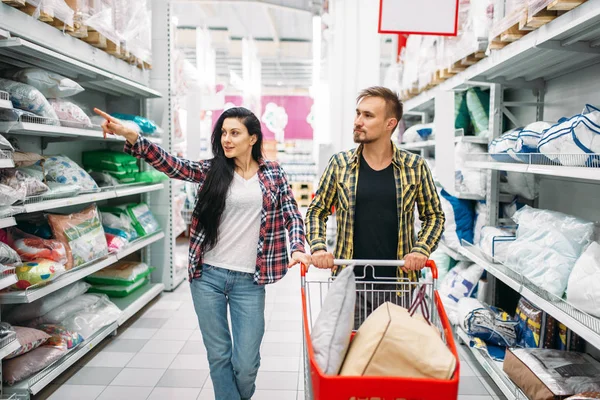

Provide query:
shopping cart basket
left=300, top=259, right=460, bottom=400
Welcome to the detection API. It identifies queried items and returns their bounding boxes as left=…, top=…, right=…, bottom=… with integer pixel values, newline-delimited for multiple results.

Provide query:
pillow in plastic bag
left=60, top=294, right=121, bottom=339
left=105, top=233, right=127, bottom=253
left=99, top=210, right=138, bottom=242
left=14, top=259, right=66, bottom=290
left=88, top=276, right=149, bottom=298
left=3, top=345, right=66, bottom=385
left=42, top=156, right=98, bottom=192
left=0, top=78, right=58, bottom=120
left=566, top=242, right=600, bottom=318
left=473, top=201, right=489, bottom=245
left=8, top=68, right=84, bottom=99
left=0, top=169, right=49, bottom=197
left=439, top=189, right=475, bottom=252
left=479, top=226, right=516, bottom=263
left=4, top=281, right=90, bottom=324
left=455, top=142, right=486, bottom=197
left=126, top=203, right=160, bottom=237
left=82, top=150, right=138, bottom=173
left=0, top=183, right=26, bottom=206
left=505, top=206, right=595, bottom=297
left=466, top=87, right=490, bottom=137
left=0, top=242, right=21, bottom=265
left=88, top=171, right=120, bottom=188
left=7, top=228, right=67, bottom=264
left=47, top=204, right=108, bottom=270
left=43, top=182, right=82, bottom=199
left=30, top=294, right=104, bottom=326
left=86, top=261, right=150, bottom=286
left=402, top=123, right=434, bottom=144
left=499, top=171, right=538, bottom=200
left=439, top=262, right=484, bottom=325
left=37, top=324, right=84, bottom=350
left=13, top=152, right=44, bottom=168
left=5, top=326, right=50, bottom=359
left=49, top=99, right=92, bottom=128
left=111, top=113, right=158, bottom=134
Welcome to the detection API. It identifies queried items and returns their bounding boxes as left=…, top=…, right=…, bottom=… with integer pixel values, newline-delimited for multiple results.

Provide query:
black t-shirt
left=353, top=155, right=399, bottom=280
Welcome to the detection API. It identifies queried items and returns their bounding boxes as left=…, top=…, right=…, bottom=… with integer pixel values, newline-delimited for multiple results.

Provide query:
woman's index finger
left=93, top=108, right=117, bottom=122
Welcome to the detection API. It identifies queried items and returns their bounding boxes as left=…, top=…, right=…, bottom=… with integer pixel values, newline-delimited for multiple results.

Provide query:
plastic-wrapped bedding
left=566, top=242, right=600, bottom=318
left=489, top=122, right=553, bottom=163
left=0, top=79, right=58, bottom=120
left=0, top=169, right=49, bottom=197
left=402, top=123, right=434, bottom=143
left=3, top=346, right=66, bottom=385
left=479, top=226, right=516, bottom=263
left=28, top=294, right=104, bottom=327
left=60, top=294, right=121, bottom=339
left=7, top=68, right=83, bottom=99
left=439, top=189, right=476, bottom=252
left=538, top=104, right=600, bottom=166
left=0, top=183, right=27, bottom=206
left=455, top=142, right=486, bottom=197
left=6, top=227, right=67, bottom=264
left=504, top=206, right=595, bottom=297
left=49, top=99, right=92, bottom=128
left=500, top=171, right=538, bottom=200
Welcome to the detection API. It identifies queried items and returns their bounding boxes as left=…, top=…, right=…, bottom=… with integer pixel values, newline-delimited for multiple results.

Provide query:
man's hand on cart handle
left=311, top=250, right=334, bottom=269
left=289, top=251, right=312, bottom=269
left=403, top=252, right=428, bottom=272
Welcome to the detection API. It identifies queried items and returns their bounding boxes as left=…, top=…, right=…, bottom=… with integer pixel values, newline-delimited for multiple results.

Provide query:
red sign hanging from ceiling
left=378, top=0, right=460, bottom=36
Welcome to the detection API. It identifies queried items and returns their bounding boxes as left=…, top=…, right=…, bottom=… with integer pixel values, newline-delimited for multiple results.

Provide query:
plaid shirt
left=125, top=137, right=306, bottom=285
left=305, top=144, right=445, bottom=280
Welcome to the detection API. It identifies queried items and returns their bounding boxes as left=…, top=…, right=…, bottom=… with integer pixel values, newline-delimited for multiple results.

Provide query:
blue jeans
left=190, top=264, right=266, bottom=400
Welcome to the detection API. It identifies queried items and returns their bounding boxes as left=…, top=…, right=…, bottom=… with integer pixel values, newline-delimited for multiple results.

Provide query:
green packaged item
left=82, top=150, right=139, bottom=173
left=128, top=171, right=168, bottom=184
left=466, top=87, right=490, bottom=135
left=85, top=261, right=152, bottom=285
left=455, top=92, right=471, bottom=133
left=88, top=276, right=150, bottom=297
left=126, top=203, right=160, bottom=237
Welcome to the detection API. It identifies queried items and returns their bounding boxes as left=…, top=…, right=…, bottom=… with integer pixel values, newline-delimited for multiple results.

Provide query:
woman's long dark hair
left=193, top=107, right=264, bottom=251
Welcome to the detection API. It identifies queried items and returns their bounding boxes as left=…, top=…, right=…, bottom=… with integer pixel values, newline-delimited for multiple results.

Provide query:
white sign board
left=378, top=0, right=459, bottom=36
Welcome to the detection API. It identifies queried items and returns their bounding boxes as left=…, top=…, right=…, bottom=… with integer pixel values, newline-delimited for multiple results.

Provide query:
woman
left=94, top=107, right=311, bottom=400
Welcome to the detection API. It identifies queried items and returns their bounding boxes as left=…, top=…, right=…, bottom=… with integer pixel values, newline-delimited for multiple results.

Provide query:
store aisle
left=34, top=265, right=506, bottom=400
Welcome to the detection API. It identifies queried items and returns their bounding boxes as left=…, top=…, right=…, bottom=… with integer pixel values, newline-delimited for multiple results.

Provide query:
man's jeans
left=190, top=264, right=266, bottom=400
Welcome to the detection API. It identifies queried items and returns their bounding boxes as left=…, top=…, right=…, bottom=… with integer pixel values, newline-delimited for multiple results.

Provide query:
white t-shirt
left=203, top=173, right=262, bottom=274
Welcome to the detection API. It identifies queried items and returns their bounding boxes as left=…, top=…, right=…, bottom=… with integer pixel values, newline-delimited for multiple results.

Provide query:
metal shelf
left=112, top=282, right=165, bottom=325
left=0, top=274, right=17, bottom=292
left=4, top=322, right=118, bottom=396
left=0, top=90, right=11, bottom=109
left=114, top=183, right=164, bottom=198
left=0, top=217, right=16, bottom=229
left=116, top=232, right=165, bottom=261
left=459, top=242, right=600, bottom=351
left=0, top=255, right=118, bottom=304
left=0, top=34, right=160, bottom=99
left=401, top=140, right=436, bottom=150
left=455, top=136, right=489, bottom=144
left=439, top=241, right=470, bottom=261
left=0, top=122, right=112, bottom=141
left=465, top=158, right=600, bottom=182
left=456, top=328, right=524, bottom=400
left=404, top=0, right=600, bottom=112
left=0, top=332, right=19, bottom=360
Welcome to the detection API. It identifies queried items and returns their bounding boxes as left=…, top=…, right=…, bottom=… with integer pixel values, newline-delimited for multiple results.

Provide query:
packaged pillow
left=8, top=68, right=84, bottom=98
left=100, top=210, right=138, bottom=242
left=88, top=276, right=149, bottom=297
left=5, top=326, right=50, bottom=359
left=41, top=156, right=98, bottom=192
left=89, top=171, right=120, bottom=187
left=29, top=294, right=104, bottom=326
left=60, top=294, right=121, bottom=339
left=13, top=259, right=66, bottom=290
left=0, top=78, right=58, bottom=120
left=0, top=183, right=27, bottom=206
left=82, top=150, right=138, bottom=173
left=43, top=182, right=82, bottom=199
left=86, top=261, right=151, bottom=285
left=105, top=233, right=127, bottom=253
left=0, top=169, right=49, bottom=197
left=111, top=113, right=158, bottom=134
left=13, top=152, right=44, bottom=168
left=37, top=324, right=84, bottom=350
left=7, top=227, right=67, bottom=264
left=49, top=99, right=92, bottom=128
left=4, top=281, right=90, bottom=324
left=18, top=165, right=45, bottom=181
left=3, top=345, right=66, bottom=385
left=126, top=203, right=160, bottom=237
left=466, top=87, right=490, bottom=136
left=126, top=171, right=168, bottom=184
left=47, top=204, right=109, bottom=270
left=0, top=242, right=21, bottom=265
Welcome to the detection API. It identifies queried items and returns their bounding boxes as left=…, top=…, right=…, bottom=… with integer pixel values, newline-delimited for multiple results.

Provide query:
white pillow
left=566, top=242, right=600, bottom=318
left=311, top=266, right=356, bottom=375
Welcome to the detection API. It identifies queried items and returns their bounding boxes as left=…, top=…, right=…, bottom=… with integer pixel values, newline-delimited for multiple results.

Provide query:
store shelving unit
left=438, top=241, right=470, bottom=262
left=401, top=140, right=436, bottom=150
left=0, top=275, right=17, bottom=293
left=0, top=218, right=15, bottom=230
left=0, top=332, right=19, bottom=361
left=0, top=91, right=11, bottom=109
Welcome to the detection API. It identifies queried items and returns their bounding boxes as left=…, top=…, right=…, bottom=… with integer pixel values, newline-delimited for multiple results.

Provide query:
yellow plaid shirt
left=306, top=144, right=445, bottom=280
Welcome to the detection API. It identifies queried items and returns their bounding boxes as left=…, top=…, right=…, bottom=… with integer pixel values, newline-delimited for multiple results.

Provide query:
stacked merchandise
left=1, top=281, right=121, bottom=385
left=86, top=261, right=153, bottom=297
left=82, top=150, right=167, bottom=186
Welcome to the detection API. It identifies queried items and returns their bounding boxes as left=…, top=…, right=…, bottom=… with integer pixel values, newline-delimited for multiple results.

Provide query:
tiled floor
left=33, top=266, right=507, bottom=400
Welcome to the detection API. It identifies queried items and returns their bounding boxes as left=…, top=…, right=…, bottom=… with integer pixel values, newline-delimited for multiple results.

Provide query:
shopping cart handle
left=298, top=260, right=437, bottom=279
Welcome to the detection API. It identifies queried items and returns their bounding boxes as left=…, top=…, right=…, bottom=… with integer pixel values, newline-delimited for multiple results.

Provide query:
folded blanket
left=458, top=297, right=518, bottom=347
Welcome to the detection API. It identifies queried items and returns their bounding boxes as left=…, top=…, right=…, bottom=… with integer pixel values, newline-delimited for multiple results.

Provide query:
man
left=305, top=86, right=445, bottom=328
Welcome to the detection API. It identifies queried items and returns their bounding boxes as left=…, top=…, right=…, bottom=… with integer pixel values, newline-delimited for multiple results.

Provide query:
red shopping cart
left=300, top=259, right=460, bottom=400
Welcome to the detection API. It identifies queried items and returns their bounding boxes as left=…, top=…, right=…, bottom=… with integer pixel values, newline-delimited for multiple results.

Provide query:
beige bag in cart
left=339, top=286, right=456, bottom=379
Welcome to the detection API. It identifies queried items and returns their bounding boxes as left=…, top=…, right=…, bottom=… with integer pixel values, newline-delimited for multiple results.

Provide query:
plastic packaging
left=86, top=261, right=150, bottom=285
left=0, top=183, right=27, bottom=207
left=0, top=134, right=14, bottom=151
left=402, top=123, right=434, bottom=144
left=499, top=171, right=539, bottom=200
left=43, top=182, right=82, bottom=199
left=7, top=227, right=67, bottom=264
left=439, top=262, right=484, bottom=325
left=0, top=169, right=49, bottom=197
left=465, top=88, right=490, bottom=137
left=5, top=326, right=50, bottom=359
left=49, top=99, right=92, bottom=128
left=8, top=68, right=83, bottom=98
left=42, top=155, right=99, bottom=192
left=0, top=242, right=21, bottom=265
left=47, top=204, right=109, bottom=270
left=89, top=171, right=120, bottom=187
left=479, top=226, right=516, bottom=263
left=111, top=113, right=158, bottom=135
left=566, top=242, right=600, bottom=318
left=455, top=142, right=486, bottom=197
left=439, top=189, right=475, bottom=252
left=30, top=293, right=104, bottom=326
left=13, top=152, right=45, bottom=168
left=60, top=294, right=121, bottom=339
left=473, top=201, right=489, bottom=245
left=4, top=281, right=90, bottom=324
left=3, top=346, right=65, bottom=385
left=82, top=150, right=138, bottom=173
left=0, top=78, right=58, bottom=120
left=126, top=203, right=160, bottom=237
left=457, top=297, right=518, bottom=347
left=105, top=233, right=127, bottom=253
left=99, top=210, right=138, bottom=242
left=37, top=324, right=84, bottom=350
left=505, top=206, right=595, bottom=297
left=88, top=276, right=149, bottom=297
left=14, top=259, right=66, bottom=290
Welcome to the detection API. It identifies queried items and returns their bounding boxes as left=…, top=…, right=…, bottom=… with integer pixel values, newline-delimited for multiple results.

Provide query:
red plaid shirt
left=125, top=137, right=306, bottom=285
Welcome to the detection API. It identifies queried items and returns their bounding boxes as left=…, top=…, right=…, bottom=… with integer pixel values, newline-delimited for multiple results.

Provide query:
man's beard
left=353, top=130, right=374, bottom=144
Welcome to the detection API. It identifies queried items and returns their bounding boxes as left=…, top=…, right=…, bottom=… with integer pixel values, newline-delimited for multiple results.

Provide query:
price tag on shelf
left=378, top=0, right=459, bottom=36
